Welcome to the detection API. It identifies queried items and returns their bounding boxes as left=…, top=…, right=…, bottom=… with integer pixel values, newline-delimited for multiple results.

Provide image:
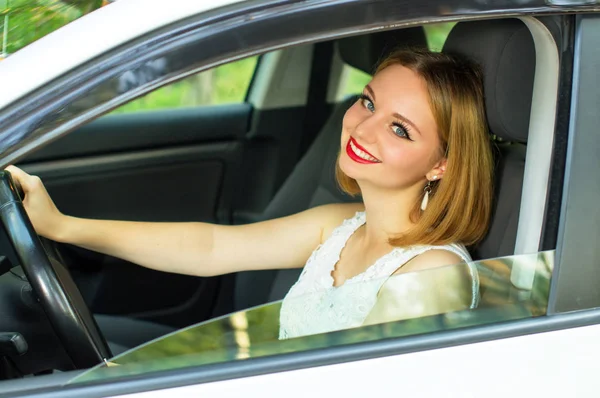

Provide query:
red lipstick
left=346, top=137, right=380, bottom=164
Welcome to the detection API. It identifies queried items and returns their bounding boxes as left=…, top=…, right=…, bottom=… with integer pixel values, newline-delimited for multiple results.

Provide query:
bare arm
left=6, top=166, right=363, bottom=277
left=58, top=204, right=361, bottom=276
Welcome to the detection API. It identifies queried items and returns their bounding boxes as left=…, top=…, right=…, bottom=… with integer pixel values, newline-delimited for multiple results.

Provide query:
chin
left=339, top=157, right=403, bottom=192
left=338, top=151, right=355, bottom=174
left=338, top=152, right=366, bottom=182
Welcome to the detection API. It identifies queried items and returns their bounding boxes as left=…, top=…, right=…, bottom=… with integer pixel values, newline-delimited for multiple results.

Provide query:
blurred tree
left=0, top=0, right=102, bottom=55
left=60, top=0, right=102, bottom=14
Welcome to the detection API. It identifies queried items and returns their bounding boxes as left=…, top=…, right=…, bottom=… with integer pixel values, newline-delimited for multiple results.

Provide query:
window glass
left=0, top=0, right=104, bottom=60
left=70, top=251, right=554, bottom=385
left=337, top=22, right=456, bottom=99
left=112, top=56, right=259, bottom=114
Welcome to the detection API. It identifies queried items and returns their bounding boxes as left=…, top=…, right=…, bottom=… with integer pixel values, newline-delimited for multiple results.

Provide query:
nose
left=353, top=111, right=380, bottom=143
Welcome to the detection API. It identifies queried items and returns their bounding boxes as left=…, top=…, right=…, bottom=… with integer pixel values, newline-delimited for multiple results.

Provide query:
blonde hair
left=336, top=48, right=493, bottom=247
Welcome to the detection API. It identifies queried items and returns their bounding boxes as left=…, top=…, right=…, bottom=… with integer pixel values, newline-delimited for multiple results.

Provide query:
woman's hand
left=5, top=165, right=66, bottom=241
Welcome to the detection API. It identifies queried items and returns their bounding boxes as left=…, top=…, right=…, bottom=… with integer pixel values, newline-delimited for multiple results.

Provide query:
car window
left=0, top=0, right=104, bottom=61
left=0, top=4, right=570, bottom=394
left=112, top=56, right=260, bottom=114
left=69, top=251, right=553, bottom=385
left=337, top=22, right=456, bottom=99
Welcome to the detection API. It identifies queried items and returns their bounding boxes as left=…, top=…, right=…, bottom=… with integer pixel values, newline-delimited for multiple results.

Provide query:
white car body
left=0, top=0, right=244, bottom=111
left=126, top=323, right=600, bottom=398
left=0, top=1, right=598, bottom=397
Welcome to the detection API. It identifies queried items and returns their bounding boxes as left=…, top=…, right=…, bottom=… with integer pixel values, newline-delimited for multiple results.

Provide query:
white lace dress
left=279, top=211, right=478, bottom=339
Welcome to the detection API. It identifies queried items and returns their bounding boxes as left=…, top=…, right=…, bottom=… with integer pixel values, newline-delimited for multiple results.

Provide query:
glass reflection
left=70, top=251, right=553, bottom=384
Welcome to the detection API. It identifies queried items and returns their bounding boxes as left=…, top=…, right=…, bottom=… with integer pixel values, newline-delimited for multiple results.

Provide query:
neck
left=356, top=181, right=423, bottom=248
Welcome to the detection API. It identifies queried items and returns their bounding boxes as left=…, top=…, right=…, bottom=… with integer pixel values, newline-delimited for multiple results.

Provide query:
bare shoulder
left=366, top=249, right=473, bottom=325
left=397, top=249, right=465, bottom=275
left=365, top=249, right=473, bottom=325
left=307, top=202, right=364, bottom=243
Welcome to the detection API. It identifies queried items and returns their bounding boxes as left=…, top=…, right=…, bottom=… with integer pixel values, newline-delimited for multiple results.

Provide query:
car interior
left=0, top=15, right=562, bottom=387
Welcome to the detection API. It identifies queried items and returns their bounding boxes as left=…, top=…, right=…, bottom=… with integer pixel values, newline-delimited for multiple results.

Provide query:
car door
left=1, top=0, right=598, bottom=396
left=12, top=47, right=322, bottom=328
left=98, top=11, right=598, bottom=397
left=64, top=10, right=600, bottom=396
left=14, top=59, right=257, bottom=327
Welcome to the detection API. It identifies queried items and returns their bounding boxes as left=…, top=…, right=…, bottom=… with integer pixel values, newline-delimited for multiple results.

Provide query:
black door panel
left=16, top=105, right=251, bottom=327
left=13, top=101, right=308, bottom=326
left=75, top=258, right=221, bottom=328
left=24, top=104, right=252, bottom=162
left=232, top=106, right=308, bottom=223
left=21, top=144, right=237, bottom=223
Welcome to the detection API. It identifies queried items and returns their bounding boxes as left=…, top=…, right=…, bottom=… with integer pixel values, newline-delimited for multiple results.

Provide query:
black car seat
left=443, top=19, right=535, bottom=261
left=234, top=19, right=536, bottom=310
left=233, top=28, right=429, bottom=310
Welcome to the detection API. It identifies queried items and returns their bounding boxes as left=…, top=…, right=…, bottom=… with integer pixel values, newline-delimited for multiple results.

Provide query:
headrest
left=337, top=27, right=428, bottom=74
left=442, top=19, right=535, bottom=143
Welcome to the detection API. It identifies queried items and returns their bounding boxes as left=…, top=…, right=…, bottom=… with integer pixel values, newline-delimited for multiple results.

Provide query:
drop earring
left=421, top=180, right=432, bottom=211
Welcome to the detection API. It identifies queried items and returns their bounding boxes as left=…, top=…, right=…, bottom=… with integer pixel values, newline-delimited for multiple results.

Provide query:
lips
left=346, top=137, right=381, bottom=164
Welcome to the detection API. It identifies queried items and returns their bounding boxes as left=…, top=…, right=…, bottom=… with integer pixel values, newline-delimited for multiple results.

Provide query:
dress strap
left=374, top=244, right=479, bottom=309
left=339, top=211, right=366, bottom=234
left=325, top=211, right=366, bottom=250
left=299, top=211, right=366, bottom=282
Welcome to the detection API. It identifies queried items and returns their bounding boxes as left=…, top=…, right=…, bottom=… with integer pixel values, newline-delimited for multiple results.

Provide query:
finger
left=4, top=165, right=31, bottom=194
left=5, top=165, right=28, bottom=180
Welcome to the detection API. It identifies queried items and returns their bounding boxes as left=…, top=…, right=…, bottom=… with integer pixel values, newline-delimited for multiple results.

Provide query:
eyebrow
left=365, top=85, right=377, bottom=101
left=392, top=112, right=422, bottom=136
left=364, top=84, right=422, bottom=137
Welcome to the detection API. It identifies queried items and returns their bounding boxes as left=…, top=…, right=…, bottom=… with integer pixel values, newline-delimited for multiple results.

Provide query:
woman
left=7, top=48, right=493, bottom=339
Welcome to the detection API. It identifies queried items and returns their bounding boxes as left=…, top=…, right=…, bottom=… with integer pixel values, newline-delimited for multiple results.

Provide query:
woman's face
left=340, top=64, right=444, bottom=192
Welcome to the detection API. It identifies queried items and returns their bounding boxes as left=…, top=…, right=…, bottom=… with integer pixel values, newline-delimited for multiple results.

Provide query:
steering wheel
left=0, top=170, right=111, bottom=369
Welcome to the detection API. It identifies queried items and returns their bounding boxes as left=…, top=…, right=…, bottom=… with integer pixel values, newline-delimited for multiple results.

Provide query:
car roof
left=0, top=0, right=247, bottom=112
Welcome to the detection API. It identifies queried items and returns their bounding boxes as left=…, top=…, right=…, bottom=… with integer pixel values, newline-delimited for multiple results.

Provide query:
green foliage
left=423, top=22, right=456, bottom=52
left=342, top=67, right=372, bottom=97
left=1, top=9, right=455, bottom=113
left=0, top=0, right=101, bottom=55
left=109, top=23, right=456, bottom=113
left=212, top=56, right=259, bottom=104
left=112, top=57, right=259, bottom=114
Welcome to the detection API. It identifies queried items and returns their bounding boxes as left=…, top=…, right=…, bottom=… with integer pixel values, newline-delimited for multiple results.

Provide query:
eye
left=359, top=94, right=375, bottom=113
left=392, top=122, right=412, bottom=141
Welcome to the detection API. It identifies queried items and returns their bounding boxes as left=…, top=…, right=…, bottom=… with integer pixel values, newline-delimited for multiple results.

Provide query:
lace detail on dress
left=279, top=211, right=478, bottom=340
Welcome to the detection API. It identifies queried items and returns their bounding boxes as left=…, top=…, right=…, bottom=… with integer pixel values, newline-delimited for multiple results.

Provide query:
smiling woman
left=277, top=48, right=492, bottom=339
left=0, top=0, right=589, bottom=392
left=6, top=45, right=493, bottom=344
left=337, top=49, right=493, bottom=248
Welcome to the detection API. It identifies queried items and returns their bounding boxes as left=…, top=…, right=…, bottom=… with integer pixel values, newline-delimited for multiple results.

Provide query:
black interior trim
left=233, top=106, right=307, bottom=222
left=540, top=15, right=575, bottom=252
left=23, top=105, right=252, bottom=163
left=20, top=144, right=239, bottom=182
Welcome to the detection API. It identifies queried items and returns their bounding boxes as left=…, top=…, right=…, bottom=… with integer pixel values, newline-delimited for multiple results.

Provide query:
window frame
left=0, top=0, right=594, bottom=394
left=548, top=14, right=600, bottom=314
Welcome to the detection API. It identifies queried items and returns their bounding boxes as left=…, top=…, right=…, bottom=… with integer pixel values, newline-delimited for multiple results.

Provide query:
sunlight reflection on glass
left=71, top=251, right=554, bottom=385
left=230, top=312, right=250, bottom=360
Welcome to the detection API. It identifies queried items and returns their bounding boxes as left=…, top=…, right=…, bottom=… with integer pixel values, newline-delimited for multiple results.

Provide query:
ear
left=426, top=157, right=447, bottom=181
